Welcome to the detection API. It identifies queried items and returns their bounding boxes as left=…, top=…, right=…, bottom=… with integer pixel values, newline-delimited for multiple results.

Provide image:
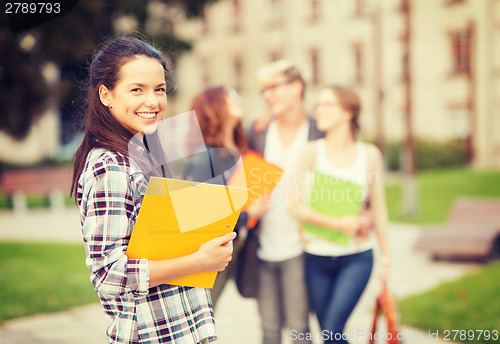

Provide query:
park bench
left=414, top=198, right=500, bottom=261
left=0, top=166, right=73, bottom=213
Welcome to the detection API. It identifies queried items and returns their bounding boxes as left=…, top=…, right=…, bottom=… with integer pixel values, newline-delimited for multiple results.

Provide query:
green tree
left=0, top=0, right=217, bottom=142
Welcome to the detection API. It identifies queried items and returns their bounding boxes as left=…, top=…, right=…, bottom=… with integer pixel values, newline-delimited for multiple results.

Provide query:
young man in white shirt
left=247, top=60, right=324, bottom=344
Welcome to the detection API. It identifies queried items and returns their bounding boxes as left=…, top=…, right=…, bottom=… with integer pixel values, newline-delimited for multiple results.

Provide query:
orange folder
left=126, top=177, right=248, bottom=288
left=229, top=150, right=283, bottom=208
left=229, top=150, right=283, bottom=228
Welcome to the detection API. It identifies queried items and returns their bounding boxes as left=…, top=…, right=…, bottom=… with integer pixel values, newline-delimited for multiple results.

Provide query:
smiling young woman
left=97, top=55, right=167, bottom=136
left=70, top=37, right=235, bottom=344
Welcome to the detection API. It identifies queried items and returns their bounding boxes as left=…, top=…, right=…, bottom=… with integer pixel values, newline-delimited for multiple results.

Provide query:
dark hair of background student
left=189, top=86, right=248, bottom=154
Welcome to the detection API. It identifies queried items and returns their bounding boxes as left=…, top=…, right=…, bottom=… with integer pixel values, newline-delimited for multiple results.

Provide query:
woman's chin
left=317, top=123, right=329, bottom=132
left=143, top=121, right=160, bottom=135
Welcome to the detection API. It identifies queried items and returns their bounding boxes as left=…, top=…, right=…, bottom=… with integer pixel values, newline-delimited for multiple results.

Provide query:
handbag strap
left=369, top=287, right=400, bottom=344
left=369, top=294, right=381, bottom=344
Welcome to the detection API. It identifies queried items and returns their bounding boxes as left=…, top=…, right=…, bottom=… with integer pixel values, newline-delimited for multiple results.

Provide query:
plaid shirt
left=77, top=148, right=217, bottom=344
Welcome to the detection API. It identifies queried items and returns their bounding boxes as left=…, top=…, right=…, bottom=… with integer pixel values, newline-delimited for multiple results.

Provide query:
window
left=309, top=0, right=320, bottom=23
left=449, top=105, right=473, bottom=162
left=399, top=36, right=410, bottom=83
left=200, top=8, right=209, bottom=35
left=310, top=48, right=320, bottom=86
left=399, top=0, right=409, bottom=13
left=269, top=50, right=282, bottom=62
left=231, top=0, right=241, bottom=32
left=354, top=0, right=366, bottom=17
left=269, top=0, right=283, bottom=28
left=353, top=43, right=364, bottom=84
left=495, top=25, right=500, bottom=75
left=449, top=106, right=470, bottom=138
left=233, top=55, right=243, bottom=92
left=445, top=0, right=465, bottom=5
left=450, top=29, right=471, bottom=75
left=201, top=58, right=210, bottom=87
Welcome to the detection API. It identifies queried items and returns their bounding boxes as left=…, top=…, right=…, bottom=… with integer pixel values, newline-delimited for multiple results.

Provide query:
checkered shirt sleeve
left=77, top=149, right=217, bottom=344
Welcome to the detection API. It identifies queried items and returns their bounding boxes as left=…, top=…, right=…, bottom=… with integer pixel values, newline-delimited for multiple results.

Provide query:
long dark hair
left=70, top=36, right=170, bottom=200
left=326, top=85, right=361, bottom=139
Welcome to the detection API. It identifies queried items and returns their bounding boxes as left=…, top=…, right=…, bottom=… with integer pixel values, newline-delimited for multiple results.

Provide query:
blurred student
left=71, top=36, right=235, bottom=344
left=288, top=86, right=390, bottom=344
left=185, top=86, right=268, bottom=306
left=246, top=60, right=323, bottom=344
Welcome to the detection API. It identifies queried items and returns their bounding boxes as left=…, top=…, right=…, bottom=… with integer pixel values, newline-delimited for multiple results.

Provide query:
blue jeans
left=305, top=250, right=373, bottom=344
left=257, top=255, right=311, bottom=344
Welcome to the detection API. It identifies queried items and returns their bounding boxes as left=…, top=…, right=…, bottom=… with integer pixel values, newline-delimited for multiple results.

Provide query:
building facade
left=169, top=0, right=500, bottom=168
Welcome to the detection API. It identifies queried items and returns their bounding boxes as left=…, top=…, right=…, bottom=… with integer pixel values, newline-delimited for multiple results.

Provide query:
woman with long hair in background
left=288, top=85, right=390, bottom=344
left=185, top=86, right=268, bottom=307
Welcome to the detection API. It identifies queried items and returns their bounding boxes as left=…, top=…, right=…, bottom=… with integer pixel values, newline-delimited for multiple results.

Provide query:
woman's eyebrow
left=126, top=82, right=167, bottom=87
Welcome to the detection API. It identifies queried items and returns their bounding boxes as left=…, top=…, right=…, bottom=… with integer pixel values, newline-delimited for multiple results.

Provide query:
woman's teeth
left=136, top=112, right=156, bottom=119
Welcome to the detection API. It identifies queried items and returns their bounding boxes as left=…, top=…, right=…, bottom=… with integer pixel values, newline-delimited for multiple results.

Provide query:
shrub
left=384, top=139, right=468, bottom=171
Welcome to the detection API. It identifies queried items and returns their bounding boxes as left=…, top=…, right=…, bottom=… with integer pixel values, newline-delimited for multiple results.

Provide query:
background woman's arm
left=366, top=144, right=390, bottom=283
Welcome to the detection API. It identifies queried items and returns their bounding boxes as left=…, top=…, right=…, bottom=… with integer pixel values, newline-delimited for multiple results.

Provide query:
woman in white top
left=288, top=85, right=390, bottom=344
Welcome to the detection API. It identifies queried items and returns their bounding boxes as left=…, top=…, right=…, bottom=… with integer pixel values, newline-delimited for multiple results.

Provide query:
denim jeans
left=257, top=255, right=311, bottom=344
left=305, top=250, right=373, bottom=344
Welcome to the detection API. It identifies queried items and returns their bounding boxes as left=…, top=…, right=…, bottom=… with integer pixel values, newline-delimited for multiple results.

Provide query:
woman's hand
left=196, top=232, right=236, bottom=272
left=379, top=263, right=389, bottom=286
left=148, top=232, right=237, bottom=288
left=378, top=256, right=390, bottom=286
left=356, top=214, right=373, bottom=238
left=338, top=216, right=362, bottom=237
left=246, top=195, right=270, bottom=220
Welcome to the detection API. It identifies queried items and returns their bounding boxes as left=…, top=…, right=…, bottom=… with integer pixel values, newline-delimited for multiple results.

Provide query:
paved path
left=0, top=209, right=477, bottom=344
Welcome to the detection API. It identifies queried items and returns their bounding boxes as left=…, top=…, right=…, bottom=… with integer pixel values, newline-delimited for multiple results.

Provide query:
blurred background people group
left=190, top=59, right=390, bottom=344
left=64, top=35, right=387, bottom=342
left=2, top=2, right=499, bottom=343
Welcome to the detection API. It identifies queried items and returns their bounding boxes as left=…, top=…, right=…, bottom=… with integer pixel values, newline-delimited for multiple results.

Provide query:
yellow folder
left=126, top=177, right=248, bottom=288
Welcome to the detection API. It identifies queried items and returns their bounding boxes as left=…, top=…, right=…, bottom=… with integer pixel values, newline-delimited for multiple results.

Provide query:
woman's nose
left=145, top=91, right=160, bottom=107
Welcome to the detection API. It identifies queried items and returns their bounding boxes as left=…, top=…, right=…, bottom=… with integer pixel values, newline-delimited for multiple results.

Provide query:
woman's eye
left=131, top=88, right=142, bottom=93
left=156, top=88, right=166, bottom=93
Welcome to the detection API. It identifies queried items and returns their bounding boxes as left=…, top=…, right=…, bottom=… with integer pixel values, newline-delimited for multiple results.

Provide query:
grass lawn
left=398, top=261, right=500, bottom=344
left=0, top=241, right=98, bottom=322
left=387, top=168, right=500, bottom=343
left=386, top=168, right=500, bottom=224
left=0, top=192, right=76, bottom=210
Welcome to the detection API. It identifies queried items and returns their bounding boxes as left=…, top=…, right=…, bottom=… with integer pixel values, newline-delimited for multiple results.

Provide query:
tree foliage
left=0, top=0, right=216, bottom=141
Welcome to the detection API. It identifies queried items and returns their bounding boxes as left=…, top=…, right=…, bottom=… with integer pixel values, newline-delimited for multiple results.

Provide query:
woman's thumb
left=218, top=232, right=237, bottom=245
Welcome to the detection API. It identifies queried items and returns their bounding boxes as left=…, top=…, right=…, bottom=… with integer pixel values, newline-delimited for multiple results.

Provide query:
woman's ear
left=343, top=110, right=353, bottom=122
left=339, top=105, right=353, bottom=123
left=98, top=85, right=112, bottom=108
